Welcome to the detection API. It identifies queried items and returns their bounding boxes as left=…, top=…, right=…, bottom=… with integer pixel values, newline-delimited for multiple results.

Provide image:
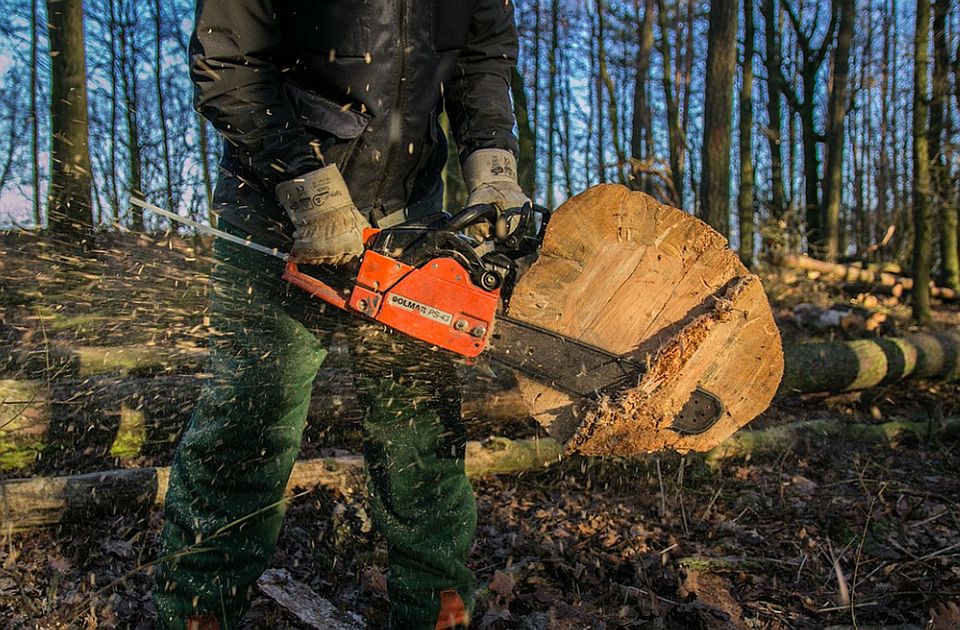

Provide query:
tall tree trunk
left=560, top=55, right=574, bottom=199
left=913, top=0, right=933, bottom=323
left=657, top=0, right=683, bottom=207
left=761, top=0, right=786, bottom=221
left=821, top=0, right=855, bottom=262
left=108, top=0, right=120, bottom=225
left=738, top=0, right=755, bottom=267
left=546, top=0, right=558, bottom=208
left=46, top=0, right=93, bottom=236
left=597, top=0, right=625, bottom=184
left=630, top=0, right=656, bottom=192
left=30, top=0, right=42, bottom=228
left=877, top=0, right=891, bottom=251
left=510, top=67, right=536, bottom=199
left=153, top=0, right=175, bottom=222
left=931, top=0, right=958, bottom=289
left=533, top=0, right=541, bottom=200
left=698, top=0, right=738, bottom=237
left=680, top=0, right=695, bottom=203
left=595, top=2, right=606, bottom=184
left=119, top=19, right=144, bottom=231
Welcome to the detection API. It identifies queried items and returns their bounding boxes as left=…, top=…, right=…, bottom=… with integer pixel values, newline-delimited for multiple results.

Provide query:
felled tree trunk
left=771, top=253, right=960, bottom=302
left=0, top=437, right=562, bottom=531
left=504, top=184, right=784, bottom=455
left=778, top=331, right=960, bottom=395
left=705, top=416, right=960, bottom=466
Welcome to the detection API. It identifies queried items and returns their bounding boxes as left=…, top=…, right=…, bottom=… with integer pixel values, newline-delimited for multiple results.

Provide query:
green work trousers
left=153, top=221, right=476, bottom=629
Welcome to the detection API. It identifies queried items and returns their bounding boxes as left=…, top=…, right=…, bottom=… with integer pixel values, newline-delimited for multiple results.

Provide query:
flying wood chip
left=504, top=184, right=784, bottom=455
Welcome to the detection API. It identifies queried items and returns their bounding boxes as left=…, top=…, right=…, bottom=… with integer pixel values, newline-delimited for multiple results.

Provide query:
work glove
left=463, top=148, right=530, bottom=241
left=275, top=164, right=370, bottom=266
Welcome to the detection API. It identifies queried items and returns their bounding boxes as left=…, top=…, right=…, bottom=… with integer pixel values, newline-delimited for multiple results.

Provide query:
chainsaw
left=132, top=198, right=724, bottom=436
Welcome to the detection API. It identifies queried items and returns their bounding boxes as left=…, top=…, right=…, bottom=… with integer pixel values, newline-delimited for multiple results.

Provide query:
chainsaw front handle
left=282, top=261, right=349, bottom=310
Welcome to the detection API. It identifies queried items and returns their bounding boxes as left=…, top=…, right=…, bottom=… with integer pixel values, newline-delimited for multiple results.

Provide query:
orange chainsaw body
left=282, top=252, right=499, bottom=358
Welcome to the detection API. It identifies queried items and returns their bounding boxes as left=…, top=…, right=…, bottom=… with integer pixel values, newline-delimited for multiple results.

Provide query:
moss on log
left=0, top=437, right=562, bottom=531
left=704, top=416, right=960, bottom=466
left=779, top=331, right=960, bottom=395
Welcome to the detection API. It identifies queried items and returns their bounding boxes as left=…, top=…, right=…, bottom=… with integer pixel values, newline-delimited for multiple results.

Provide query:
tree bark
left=779, top=331, right=960, bottom=395
left=821, top=0, right=855, bottom=262
left=510, top=67, right=537, bottom=198
left=198, top=115, right=215, bottom=227
left=657, top=0, right=683, bottom=207
left=738, top=0, right=756, bottom=267
left=0, top=437, right=563, bottom=531
left=30, top=0, right=41, bottom=228
left=630, top=0, right=656, bottom=192
left=930, top=0, right=958, bottom=290
left=152, top=0, right=175, bottom=223
left=119, top=13, right=144, bottom=231
left=770, top=252, right=960, bottom=301
left=546, top=0, right=558, bottom=208
left=595, top=2, right=606, bottom=184
left=912, top=0, right=934, bottom=323
left=46, top=0, right=94, bottom=236
left=597, top=0, right=625, bottom=184
left=705, top=416, right=960, bottom=467
left=698, top=0, right=738, bottom=237
left=760, top=0, right=786, bottom=221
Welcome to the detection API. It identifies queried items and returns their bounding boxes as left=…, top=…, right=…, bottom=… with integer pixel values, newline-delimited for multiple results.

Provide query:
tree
left=657, top=0, right=684, bottom=207
left=738, top=0, right=756, bottom=266
left=30, top=0, right=41, bottom=227
left=930, top=0, right=957, bottom=289
left=46, top=0, right=93, bottom=236
left=912, top=0, right=933, bottom=323
left=699, top=0, right=738, bottom=237
left=821, top=0, right=855, bottom=261
left=768, top=2, right=839, bottom=253
left=629, top=0, right=655, bottom=192
left=760, top=0, right=786, bottom=222
left=546, top=0, right=558, bottom=208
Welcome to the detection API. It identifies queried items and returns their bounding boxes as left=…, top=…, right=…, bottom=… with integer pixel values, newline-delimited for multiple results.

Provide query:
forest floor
left=1, top=231, right=959, bottom=629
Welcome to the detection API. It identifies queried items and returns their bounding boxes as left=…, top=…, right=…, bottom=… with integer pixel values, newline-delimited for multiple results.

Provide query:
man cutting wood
left=152, top=1, right=528, bottom=628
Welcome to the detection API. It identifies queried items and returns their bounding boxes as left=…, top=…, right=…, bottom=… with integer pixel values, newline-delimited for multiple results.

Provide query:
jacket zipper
left=374, top=0, right=407, bottom=208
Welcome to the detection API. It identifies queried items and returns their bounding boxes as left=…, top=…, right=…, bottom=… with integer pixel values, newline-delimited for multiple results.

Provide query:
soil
left=2, top=232, right=959, bottom=628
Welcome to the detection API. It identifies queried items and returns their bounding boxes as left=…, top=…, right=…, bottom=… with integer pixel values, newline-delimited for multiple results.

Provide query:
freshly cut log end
left=506, top=184, right=784, bottom=455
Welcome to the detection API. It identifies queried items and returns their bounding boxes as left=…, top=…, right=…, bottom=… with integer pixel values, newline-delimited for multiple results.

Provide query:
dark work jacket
left=191, top=0, right=520, bottom=246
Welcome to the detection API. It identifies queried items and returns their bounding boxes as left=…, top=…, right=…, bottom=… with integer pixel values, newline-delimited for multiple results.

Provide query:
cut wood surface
left=772, top=253, right=960, bottom=301
left=505, top=184, right=784, bottom=455
left=0, top=436, right=562, bottom=531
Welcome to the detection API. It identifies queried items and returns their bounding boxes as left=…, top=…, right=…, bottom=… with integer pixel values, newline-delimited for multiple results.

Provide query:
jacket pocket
left=432, top=0, right=475, bottom=52
left=282, top=81, right=370, bottom=139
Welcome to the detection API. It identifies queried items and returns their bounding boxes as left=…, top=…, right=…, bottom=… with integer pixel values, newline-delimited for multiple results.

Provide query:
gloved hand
left=463, top=149, right=530, bottom=241
left=275, top=165, right=370, bottom=266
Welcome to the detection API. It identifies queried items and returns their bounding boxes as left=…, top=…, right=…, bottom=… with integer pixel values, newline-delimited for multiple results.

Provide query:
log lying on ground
left=1, top=344, right=208, bottom=379
left=772, top=253, right=960, bottom=302
left=0, top=436, right=562, bottom=531
left=506, top=184, right=783, bottom=455
left=704, top=416, right=960, bottom=466
left=7, top=415, right=957, bottom=531
left=0, top=368, right=524, bottom=470
left=4, top=331, right=960, bottom=470
left=779, top=330, right=960, bottom=395
left=840, top=282, right=903, bottom=299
